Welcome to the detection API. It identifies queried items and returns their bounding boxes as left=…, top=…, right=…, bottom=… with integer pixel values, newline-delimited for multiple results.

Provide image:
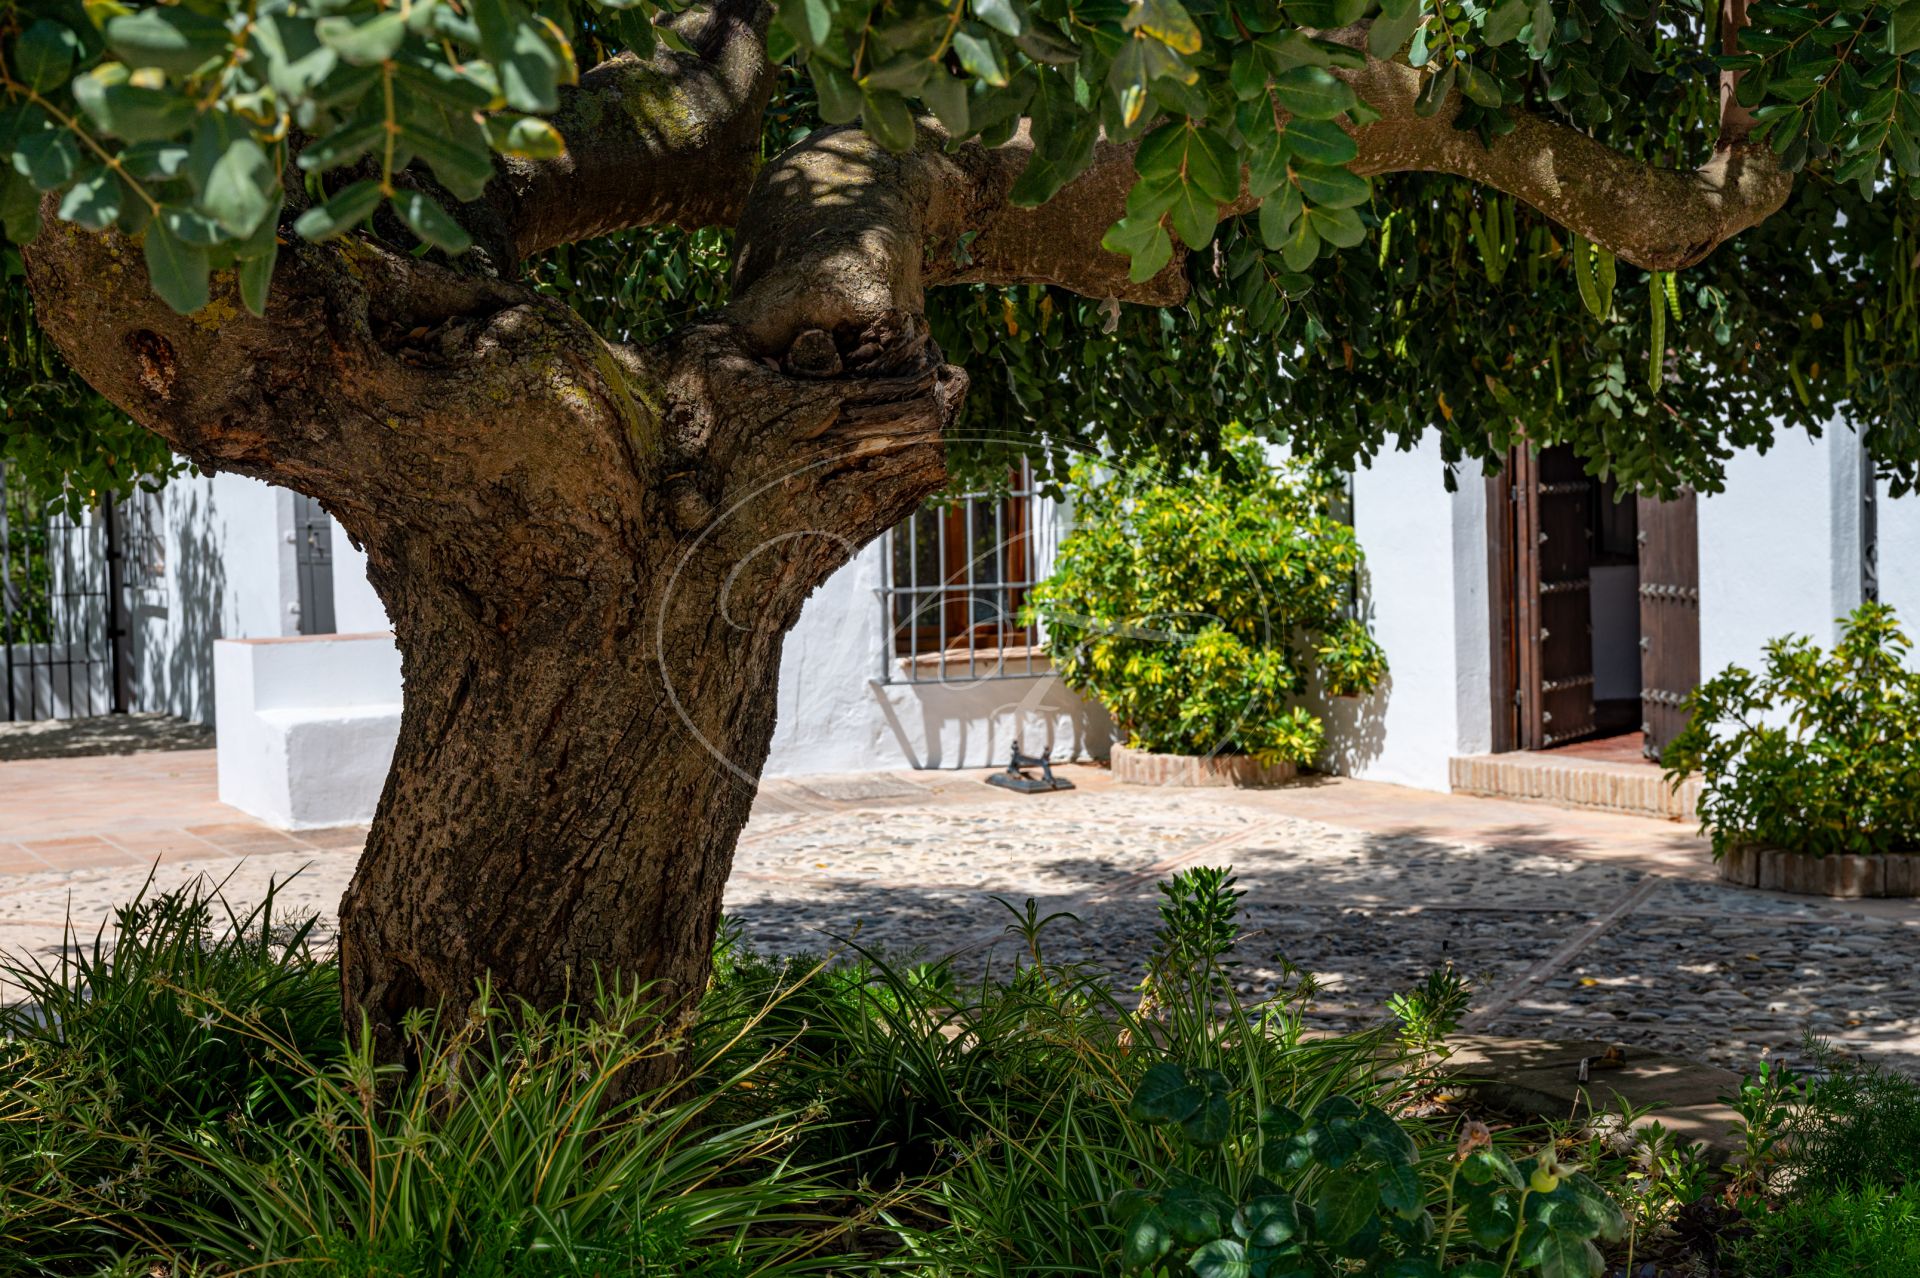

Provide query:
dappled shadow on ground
left=0, top=713, right=212, bottom=762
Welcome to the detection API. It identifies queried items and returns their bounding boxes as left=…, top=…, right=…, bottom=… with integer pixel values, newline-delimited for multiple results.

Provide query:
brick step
left=1449, top=752, right=1700, bottom=822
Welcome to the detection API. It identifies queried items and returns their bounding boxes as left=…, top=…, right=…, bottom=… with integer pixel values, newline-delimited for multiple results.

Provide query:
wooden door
left=1636, top=491, right=1699, bottom=759
left=1515, top=447, right=1598, bottom=749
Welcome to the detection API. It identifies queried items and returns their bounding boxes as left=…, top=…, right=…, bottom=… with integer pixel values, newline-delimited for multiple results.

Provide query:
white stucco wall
left=328, top=527, right=390, bottom=634
left=125, top=471, right=300, bottom=724
left=1876, top=477, right=1920, bottom=632
left=1697, top=427, right=1861, bottom=679
left=764, top=539, right=1109, bottom=776
left=1314, top=438, right=1491, bottom=792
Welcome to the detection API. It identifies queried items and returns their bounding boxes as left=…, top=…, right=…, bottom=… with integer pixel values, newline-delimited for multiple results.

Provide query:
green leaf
left=1129, top=1061, right=1204, bottom=1122
left=315, top=10, right=407, bottom=65
left=1455, top=63, right=1502, bottom=107
left=973, top=0, right=1024, bottom=37
left=1234, top=1194, right=1300, bottom=1247
left=1562, top=1171, right=1628, bottom=1242
left=1415, top=63, right=1454, bottom=116
left=812, top=63, right=863, bottom=122
left=1188, top=1239, right=1250, bottom=1278
left=1123, top=0, right=1204, bottom=55
left=1120, top=1206, right=1174, bottom=1268
left=861, top=89, right=917, bottom=151
left=292, top=177, right=383, bottom=241
left=143, top=219, right=210, bottom=313
left=390, top=189, right=472, bottom=252
left=1280, top=206, right=1320, bottom=269
left=1182, top=1086, right=1232, bottom=1144
left=1368, top=0, right=1425, bottom=60
left=500, top=22, right=562, bottom=113
left=952, top=28, right=1010, bottom=87
left=13, top=128, right=81, bottom=191
left=251, top=13, right=339, bottom=99
left=1258, top=183, right=1301, bottom=248
left=1891, top=0, right=1920, bottom=55
left=0, top=170, right=43, bottom=243
left=106, top=8, right=231, bottom=76
left=72, top=75, right=197, bottom=143
left=1528, top=0, right=1554, bottom=57
left=58, top=167, right=121, bottom=230
left=1160, top=1185, right=1224, bottom=1244
left=919, top=71, right=970, bottom=134
left=1271, top=66, right=1357, bottom=120
left=199, top=136, right=275, bottom=237
left=485, top=114, right=566, bottom=159
left=1312, top=1169, right=1378, bottom=1244
left=299, top=120, right=388, bottom=172
left=1519, top=1221, right=1602, bottom=1278
left=1292, top=163, right=1368, bottom=208
left=237, top=235, right=278, bottom=317
left=1379, top=1161, right=1422, bottom=1217
left=15, top=20, right=83, bottom=94
left=1482, top=0, right=1529, bottom=46
left=400, top=126, right=495, bottom=202
left=1285, top=0, right=1368, bottom=25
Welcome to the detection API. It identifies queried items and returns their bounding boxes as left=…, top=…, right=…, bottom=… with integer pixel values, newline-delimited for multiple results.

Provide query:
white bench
left=214, top=632, right=402, bottom=829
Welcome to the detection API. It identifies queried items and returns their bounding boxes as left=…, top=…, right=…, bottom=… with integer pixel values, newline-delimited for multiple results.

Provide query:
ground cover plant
left=1664, top=601, right=1920, bottom=858
left=1, top=869, right=1657, bottom=1277
left=1029, top=437, right=1386, bottom=765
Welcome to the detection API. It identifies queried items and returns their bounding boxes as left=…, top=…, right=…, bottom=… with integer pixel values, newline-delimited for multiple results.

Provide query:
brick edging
left=1449, top=753, right=1700, bottom=822
left=1717, top=843, right=1920, bottom=898
left=1110, top=743, right=1299, bottom=788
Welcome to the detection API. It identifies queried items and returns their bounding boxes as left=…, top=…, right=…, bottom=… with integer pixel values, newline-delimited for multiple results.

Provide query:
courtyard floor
left=1, top=750, right=1916, bottom=1076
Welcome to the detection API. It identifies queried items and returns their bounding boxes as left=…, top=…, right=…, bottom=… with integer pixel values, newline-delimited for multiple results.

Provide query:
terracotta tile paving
left=0, top=750, right=367, bottom=878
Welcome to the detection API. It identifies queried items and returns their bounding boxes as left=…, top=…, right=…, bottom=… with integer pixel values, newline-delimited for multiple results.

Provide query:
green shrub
left=1664, top=601, right=1920, bottom=857
left=1782, top=1043, right=1920, bottom=1194
left=1029, top=438, right=1384, bottom=765
left=2, top=871, right=1629, bottom=1278
left=1721, top=1182, right=1920, bottom=1278
left=0, top=873, right=340, bottom=1270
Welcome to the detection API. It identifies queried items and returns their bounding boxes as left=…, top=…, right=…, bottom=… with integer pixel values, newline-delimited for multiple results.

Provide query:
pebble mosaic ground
left=1, top=756, right=1915, bottom=1077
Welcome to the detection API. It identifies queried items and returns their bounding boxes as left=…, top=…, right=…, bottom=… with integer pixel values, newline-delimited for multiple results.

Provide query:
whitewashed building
left=5, top=423, right=1910, bottom=828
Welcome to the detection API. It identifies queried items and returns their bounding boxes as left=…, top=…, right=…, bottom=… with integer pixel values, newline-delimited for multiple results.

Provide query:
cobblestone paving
left=725, top=786, right=1920, bottom=1076
left=2, top=763, right=1917, bottom=1076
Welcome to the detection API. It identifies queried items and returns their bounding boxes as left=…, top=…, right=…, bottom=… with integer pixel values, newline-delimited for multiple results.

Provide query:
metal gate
left=0, top=464, right=130, bottom=722
left=293, top=492, right=336, bottom=636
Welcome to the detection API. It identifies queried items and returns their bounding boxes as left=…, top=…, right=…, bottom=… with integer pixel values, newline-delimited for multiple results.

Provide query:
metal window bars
left=878, top=461, right=1056, bottom=684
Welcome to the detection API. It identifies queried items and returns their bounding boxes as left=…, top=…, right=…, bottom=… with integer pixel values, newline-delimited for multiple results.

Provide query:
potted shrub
left=1663, top=602, right=1920, bottom=897
left=1028, top=433, right=1385, bottom=786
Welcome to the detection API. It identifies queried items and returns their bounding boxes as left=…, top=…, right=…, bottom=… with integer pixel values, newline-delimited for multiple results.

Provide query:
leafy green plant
left=1664, top=601, right=1920, bottom=858
left=1317, top=619, right=1392, bottom=699
left=1030, top=436, right=1385, bottom=766
left=1115, top=1068, right=1627, bottom=1278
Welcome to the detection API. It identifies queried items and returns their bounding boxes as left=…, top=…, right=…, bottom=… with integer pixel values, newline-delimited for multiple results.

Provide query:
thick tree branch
left=1334, top=28, right=1792, bottom=272
left=488, top=0, right=776, bottom=260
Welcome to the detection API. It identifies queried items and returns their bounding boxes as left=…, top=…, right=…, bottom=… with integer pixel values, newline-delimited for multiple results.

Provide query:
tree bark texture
left=20, top=4, right=1796, bottom=1068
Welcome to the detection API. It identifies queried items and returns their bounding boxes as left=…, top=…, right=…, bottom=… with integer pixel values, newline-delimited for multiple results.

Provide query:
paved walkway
left=1, top=753, right=1915, bottom=1076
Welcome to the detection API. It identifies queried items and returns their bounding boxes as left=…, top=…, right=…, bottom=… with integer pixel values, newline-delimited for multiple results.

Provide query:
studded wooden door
left=1636, top=491, right=1699, bottom=759
left=1515, top=446, right=1597, bottom=750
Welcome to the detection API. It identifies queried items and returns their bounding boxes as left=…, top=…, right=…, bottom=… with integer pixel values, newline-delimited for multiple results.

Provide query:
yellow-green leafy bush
left=1029, top=441, right=1384, bottom=765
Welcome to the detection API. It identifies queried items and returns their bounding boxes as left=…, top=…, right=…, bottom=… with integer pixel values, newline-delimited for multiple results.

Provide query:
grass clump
left=2, top=866, right=1637, bottom=1277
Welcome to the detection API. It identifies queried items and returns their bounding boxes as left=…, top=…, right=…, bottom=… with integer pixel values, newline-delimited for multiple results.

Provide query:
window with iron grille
left=879, top=462, right=1053, bottom=683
